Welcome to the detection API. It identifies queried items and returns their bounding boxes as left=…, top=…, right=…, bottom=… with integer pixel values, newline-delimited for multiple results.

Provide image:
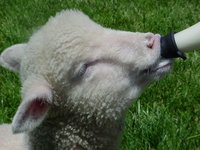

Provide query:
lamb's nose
left=146, top=34, right=161, bottom=49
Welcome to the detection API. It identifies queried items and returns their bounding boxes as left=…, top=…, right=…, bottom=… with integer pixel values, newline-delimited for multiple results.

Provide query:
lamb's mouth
left=142, top=59, right=173, bottom=75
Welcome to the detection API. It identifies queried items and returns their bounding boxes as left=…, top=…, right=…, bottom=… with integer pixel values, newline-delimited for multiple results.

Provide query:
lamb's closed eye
left=77, top=63, right=88, bottom=77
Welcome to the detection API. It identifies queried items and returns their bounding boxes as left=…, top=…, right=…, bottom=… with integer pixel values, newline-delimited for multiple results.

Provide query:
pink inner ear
left=24, top=98, right=49, bottom=120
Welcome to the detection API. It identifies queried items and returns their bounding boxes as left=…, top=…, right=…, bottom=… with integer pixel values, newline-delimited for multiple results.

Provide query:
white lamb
left=0, top=10, right=172, bottom=150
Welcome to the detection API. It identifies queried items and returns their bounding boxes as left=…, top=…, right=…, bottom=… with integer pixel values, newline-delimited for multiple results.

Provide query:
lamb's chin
left=149, top=59, right=173, bottom=80
left=136, top=58, right=172, bottom=86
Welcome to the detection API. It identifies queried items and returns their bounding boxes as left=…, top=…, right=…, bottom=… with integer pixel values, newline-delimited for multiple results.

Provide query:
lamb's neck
left=26, top=111, right=124, bottom=150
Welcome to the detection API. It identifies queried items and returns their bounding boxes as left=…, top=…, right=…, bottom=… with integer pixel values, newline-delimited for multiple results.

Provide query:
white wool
left=0, top=124, right=27, bottom=150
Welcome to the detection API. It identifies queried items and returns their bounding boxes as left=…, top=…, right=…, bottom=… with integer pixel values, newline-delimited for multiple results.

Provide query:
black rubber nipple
left=161, top=33, right=186, bottom=60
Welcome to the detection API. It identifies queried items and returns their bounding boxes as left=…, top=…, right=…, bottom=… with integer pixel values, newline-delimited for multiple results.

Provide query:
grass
left=0, top=0, right=200, bottom=149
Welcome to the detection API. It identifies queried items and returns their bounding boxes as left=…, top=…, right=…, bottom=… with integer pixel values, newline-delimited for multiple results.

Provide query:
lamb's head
left=0, top=10, right=172, bottom=134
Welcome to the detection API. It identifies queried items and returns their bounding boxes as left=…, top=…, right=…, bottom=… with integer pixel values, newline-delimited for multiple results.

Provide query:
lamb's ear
left=12, top=77, right=52, bottom=133
left=0, top=43, right=26, bottom=72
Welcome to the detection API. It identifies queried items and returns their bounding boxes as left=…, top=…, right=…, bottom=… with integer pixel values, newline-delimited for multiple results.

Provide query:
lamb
left=0, top=10, right=172, bottom=150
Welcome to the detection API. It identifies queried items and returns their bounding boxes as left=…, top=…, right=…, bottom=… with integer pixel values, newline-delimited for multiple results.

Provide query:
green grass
left=0, top=0, right=200, bottom=149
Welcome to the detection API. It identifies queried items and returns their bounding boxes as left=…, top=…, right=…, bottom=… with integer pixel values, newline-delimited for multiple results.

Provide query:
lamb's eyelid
left=77, top=64, right=88, bottom=77
left=76, top=60, right=99, bottom=78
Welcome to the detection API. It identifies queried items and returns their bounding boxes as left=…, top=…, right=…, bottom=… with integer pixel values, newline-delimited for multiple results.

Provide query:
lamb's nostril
left=146, top=34, right=161, bottom=49
left=146, top=36, right=155, bottom=49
